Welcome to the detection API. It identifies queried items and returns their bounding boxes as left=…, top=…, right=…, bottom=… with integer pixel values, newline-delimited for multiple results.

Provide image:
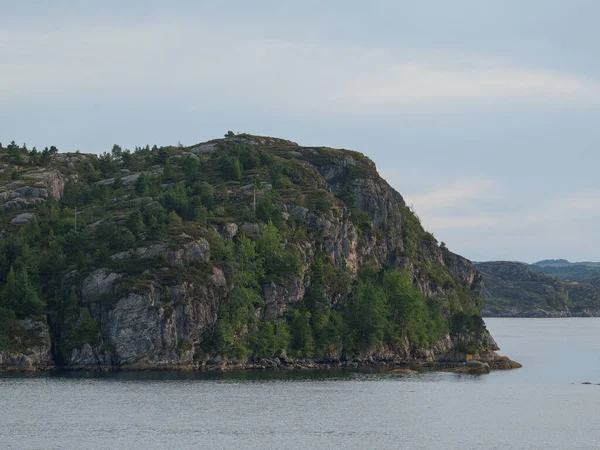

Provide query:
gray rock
left=85, top=267, right=228, bottom=367
left=110, top=240, right=210, bottom=266
left=3, top=198, right=29, bottom=210
left=262, top=277, right=306, bottom=320
left=290, top=205, right=310, bottom=221
left=0, top=319, right=54, bottom=371
left=121, top=173, right=142, bottom=184
left=221, top=222, right=238, bottom=239
left=70, top=344, right=97, bottom=366
left=81, top=269, right=121, bottom=304
left=21, top=169, right=65, bottom=199
left=95, top=177, right=116, bottom=186
left=11, top=212, right=35, bottom=225
left=104, top=292, right=161, bottom=362
left=2, top=180, right=25, bottom=189
left=13, top=186, right=49, bottom=199
left=189, top=143, right=218, bottom=154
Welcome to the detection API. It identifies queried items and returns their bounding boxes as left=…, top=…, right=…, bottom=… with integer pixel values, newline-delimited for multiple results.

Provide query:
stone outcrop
left=11, top=212, right=36, bottom=225
left=109, top=239, right=210, bottom=265
left=0, top=319, right=54, bottom=372
left=64, top=267, right=227, bottom=368
left=1, top=168, right=64, bottom=211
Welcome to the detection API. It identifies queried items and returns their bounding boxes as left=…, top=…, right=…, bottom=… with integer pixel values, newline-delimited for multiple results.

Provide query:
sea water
left=1, top=318, right=599, bottom=449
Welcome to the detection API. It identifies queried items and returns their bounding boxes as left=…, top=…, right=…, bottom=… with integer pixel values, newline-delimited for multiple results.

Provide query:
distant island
left=478, top=260, right=600, bottom=317
left=0, top=134, right=519, bottom=373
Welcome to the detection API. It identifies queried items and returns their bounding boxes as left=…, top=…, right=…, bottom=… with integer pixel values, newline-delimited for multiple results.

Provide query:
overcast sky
left=2, top=0, right=599, bottom=263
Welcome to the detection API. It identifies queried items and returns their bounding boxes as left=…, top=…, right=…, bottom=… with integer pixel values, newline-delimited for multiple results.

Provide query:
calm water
left=1, top=318, right=600, bottom=450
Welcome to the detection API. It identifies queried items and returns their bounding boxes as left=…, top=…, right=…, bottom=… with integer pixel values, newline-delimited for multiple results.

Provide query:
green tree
left=135, top=173, right=149, bottom=196
left=163, top=160, right=175, bottom=181
left=345, top=280, right=388, bottom=351
left=1, top=267, right=17, bottom=309
left=3, top=266, right=45, bottom=318
left=255, top=222, right=302, bottom=280
left=40, top=148, right=52, bottom=166
left=7, top=141, right=22, bottom=162
left=182, top=155, right=200, bottom=182
left=288, top=308, right=314, bottom=358
left=28, top=147, right=40, bottom=165
left=69, top=308, right=100, bottom=347
left=167, top=210, right=182, bottom=226
left=219, top=155, right=243, bottom=181
left=126, top=209, right=145, bottom=235
left=383, top=270, right=429, bottom=347
left=111, top=144, right=123, bottom=159
left=314, top=191, right=331, bottom=212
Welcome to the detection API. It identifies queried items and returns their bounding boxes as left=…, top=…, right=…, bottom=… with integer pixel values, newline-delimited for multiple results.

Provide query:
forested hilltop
left=0, top=134, right=506, bottom=371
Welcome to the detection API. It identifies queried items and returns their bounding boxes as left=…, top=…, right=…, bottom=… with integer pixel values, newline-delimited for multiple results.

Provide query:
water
left=1, top=318, right=600, bottom=449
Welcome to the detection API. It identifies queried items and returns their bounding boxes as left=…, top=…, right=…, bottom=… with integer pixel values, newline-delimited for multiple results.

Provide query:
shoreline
left=0, top=356, right=522, bottom=375
left=483, top=314, right=600, bottom=318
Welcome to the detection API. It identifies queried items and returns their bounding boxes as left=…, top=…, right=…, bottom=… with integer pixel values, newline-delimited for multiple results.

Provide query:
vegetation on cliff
left=0, top=134, right=492, bottom=369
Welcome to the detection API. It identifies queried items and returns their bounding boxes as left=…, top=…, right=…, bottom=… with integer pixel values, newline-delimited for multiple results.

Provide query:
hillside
left=531, top=260, right=600, bottom=281
left=0, top=135, right=511, bottom=372
left=478, top=261, right=600, bottom=317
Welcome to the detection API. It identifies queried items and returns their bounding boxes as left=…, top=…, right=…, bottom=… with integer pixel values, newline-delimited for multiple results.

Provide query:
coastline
left=1, top=355, right=521, bottom=375
left=483, top=311, right=600, bottom=318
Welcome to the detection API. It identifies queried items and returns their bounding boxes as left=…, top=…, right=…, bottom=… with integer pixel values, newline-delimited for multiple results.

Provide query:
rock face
left=61, top=267, right=228, bottom=368
left=0, top=135, right=508, bottom=371
left=0, top=319, right=54, bottom=372
left=0, top=169, right=64, bottom=211
left=109, top=239, right=210, bottom=265
left=81, top=269, right=121, bottom=304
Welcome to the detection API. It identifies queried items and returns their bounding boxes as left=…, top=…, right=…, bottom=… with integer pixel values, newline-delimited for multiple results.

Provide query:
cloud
left=403, top=177, right=496, bottom=210
left=419, top=215, right=499, bottom=230
left=551, top=194, right=600, bottom=218
left=402, top=179, right=600, bottom=233
left=343, top=62, right=600, bottom=107
left=2, top=23, right=600, bottom=113
left=380, top=168, right=600, bottom=260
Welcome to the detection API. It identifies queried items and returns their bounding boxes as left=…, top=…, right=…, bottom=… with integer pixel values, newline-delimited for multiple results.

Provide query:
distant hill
left=531, top=259, right=600, bottom=281
left=477, top=261, right=600, bottom=317
left=532, top=259, right=571, bottom=267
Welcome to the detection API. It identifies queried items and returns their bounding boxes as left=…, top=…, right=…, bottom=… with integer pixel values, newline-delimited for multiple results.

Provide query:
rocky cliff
left=0, top=135, right=514, bottom=372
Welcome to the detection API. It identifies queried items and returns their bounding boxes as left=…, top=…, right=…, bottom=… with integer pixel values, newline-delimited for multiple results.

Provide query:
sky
left=1, top=0, right=599, bottom=263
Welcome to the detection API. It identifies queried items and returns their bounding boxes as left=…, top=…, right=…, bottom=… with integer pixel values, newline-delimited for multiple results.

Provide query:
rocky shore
left=1, top=353, right=522, bottom=375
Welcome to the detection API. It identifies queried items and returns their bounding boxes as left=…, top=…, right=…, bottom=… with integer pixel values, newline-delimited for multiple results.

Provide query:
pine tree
left=1, top=267, right=17, bottom=309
